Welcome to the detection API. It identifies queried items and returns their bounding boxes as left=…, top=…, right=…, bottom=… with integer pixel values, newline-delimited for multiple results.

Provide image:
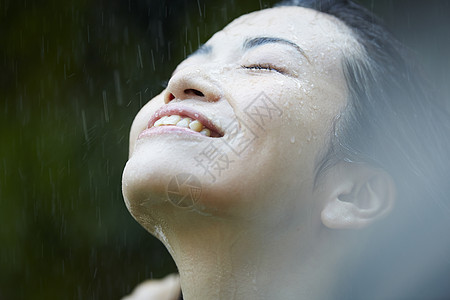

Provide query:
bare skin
left=122, top=6, right=395, bottom=300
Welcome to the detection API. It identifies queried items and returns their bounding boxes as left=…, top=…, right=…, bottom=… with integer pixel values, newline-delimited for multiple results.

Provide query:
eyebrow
left=243, top=37, right=309, bottom=61
left=189, top=37, right=309, bottom=61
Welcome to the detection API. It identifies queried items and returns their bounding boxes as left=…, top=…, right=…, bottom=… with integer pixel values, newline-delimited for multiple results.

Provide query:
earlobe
left=320, top=164, right=396, bottom=229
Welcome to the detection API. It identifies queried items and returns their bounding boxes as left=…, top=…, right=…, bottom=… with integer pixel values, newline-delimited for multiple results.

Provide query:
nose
left=164, top=67, right=222, bottom=104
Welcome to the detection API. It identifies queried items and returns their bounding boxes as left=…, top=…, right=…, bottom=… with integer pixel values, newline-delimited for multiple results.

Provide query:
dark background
left=1, top=0, right=449, bottom=299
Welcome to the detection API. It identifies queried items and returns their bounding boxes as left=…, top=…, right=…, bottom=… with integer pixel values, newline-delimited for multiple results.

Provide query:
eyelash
left=241, top=64, right=284, bottom=74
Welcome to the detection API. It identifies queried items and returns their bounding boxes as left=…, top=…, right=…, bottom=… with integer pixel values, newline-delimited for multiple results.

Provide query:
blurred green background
left=1, top=0, right=449, bottom=299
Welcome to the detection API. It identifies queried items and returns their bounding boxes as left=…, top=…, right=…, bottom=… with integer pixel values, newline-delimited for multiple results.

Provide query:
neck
left=165, top=215, right=344, bottom=300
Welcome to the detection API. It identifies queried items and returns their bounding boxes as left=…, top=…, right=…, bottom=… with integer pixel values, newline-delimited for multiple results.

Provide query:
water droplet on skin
left=307, top=130, right=313, bottom=142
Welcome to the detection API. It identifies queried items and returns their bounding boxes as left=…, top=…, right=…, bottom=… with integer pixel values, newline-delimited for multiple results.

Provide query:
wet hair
left=276, top=0, right=450, bottom=298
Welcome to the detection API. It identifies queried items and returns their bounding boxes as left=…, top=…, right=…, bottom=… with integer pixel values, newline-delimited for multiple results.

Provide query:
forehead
left=211, top=6, right=360, bottom=76
left=223, top=6, right=357, bottom=50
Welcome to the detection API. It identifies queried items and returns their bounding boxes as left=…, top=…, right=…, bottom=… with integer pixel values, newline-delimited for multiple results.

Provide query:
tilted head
left=122, top=4, right=382, bottom=228
left=122, top=0, right=450, bottom=298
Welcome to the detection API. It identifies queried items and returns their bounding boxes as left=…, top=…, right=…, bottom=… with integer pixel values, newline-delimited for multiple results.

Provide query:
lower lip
left=138, top=126, right=207, bottom=139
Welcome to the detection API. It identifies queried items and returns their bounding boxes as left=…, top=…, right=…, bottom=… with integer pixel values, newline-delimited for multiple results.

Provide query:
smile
left=142, top=105, right=224, bottom=139
left=153, top=114, right=214, bottom=137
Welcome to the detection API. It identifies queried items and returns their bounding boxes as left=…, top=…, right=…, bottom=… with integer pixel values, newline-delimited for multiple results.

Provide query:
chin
left=123, top=145, right=238, bottom=221
left=125, top=173, right=270, bottom=231
left=122, top=133, right=286, bottom=226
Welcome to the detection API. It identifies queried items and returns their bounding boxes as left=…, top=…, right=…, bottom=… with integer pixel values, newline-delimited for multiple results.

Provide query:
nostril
left=184, top=89, right=205, bottom=97
left=168, top=93, right=175, bottom=101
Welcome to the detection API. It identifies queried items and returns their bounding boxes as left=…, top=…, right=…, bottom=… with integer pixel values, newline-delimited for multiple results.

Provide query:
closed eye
left=241, top=64, right=285, bottom=74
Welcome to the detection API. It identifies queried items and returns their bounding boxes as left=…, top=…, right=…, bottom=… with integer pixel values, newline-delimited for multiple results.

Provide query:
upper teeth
left=153, top=115, right=211, bottom=137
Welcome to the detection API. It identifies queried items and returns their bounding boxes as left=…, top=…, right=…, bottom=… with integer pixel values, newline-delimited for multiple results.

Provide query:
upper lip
left=147, top=104, right=224, bottom=137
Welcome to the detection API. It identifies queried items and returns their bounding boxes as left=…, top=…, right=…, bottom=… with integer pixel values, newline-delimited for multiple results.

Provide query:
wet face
left=122, top=6, right=360, bottom=226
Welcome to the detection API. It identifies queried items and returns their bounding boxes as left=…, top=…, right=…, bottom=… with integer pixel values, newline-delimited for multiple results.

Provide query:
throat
left=169, top=223, right=339, bottom=300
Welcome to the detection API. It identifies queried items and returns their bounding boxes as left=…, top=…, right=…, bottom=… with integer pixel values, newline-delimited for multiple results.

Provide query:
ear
left=320, top=162, right=396, bottom=229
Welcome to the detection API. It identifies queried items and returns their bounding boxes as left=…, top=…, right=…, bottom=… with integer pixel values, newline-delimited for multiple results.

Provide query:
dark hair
left=277, top=0, right=450, bottom=298
left=278, top=0, right=449, bottom=199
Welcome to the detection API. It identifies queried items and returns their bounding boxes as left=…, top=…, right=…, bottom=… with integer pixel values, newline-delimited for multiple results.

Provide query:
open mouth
left=151, top=114, right=222, bottom=137
left=147, top=106, right=224, bottom=138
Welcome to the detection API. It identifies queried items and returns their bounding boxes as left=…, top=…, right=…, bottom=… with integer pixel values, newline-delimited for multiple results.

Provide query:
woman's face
left=123, top=6, right=359, bottom=224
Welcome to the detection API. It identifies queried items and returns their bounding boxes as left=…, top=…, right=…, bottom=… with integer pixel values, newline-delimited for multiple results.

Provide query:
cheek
left=275, top=80, right=343, bottom=172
